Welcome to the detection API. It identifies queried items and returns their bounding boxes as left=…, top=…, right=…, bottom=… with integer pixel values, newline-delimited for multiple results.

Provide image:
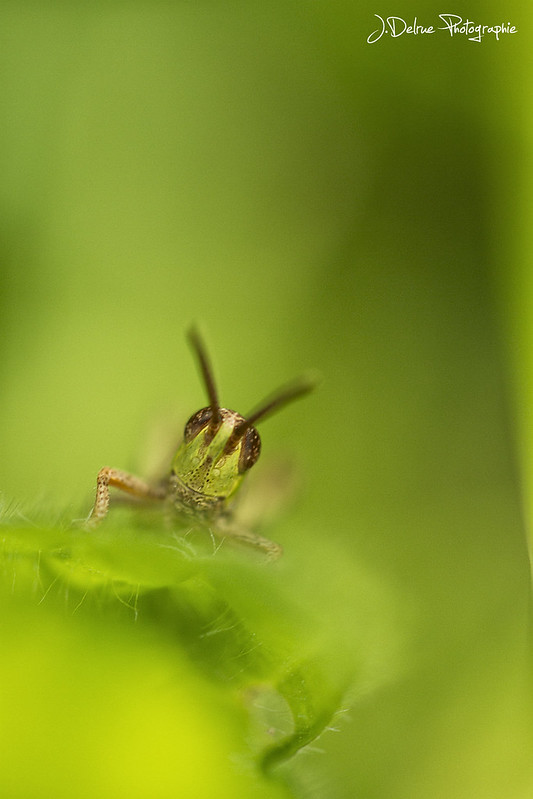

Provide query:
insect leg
left=213, top=517, right=283, bottom=561
left=86, top=467, right=166, bottom=527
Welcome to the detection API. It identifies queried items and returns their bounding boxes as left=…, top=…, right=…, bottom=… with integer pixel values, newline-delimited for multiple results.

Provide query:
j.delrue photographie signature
left=367, top=14, right=517, bottom=43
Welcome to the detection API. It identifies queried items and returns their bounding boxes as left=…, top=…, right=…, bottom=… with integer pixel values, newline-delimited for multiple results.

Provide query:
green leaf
left=0, top=510, right=397, bottom=797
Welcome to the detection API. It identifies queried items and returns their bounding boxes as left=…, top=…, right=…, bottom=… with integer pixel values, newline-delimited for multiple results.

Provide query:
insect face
left=172, top=406, right=261, bottom=499
left=169, top=325, right=315, bottom=503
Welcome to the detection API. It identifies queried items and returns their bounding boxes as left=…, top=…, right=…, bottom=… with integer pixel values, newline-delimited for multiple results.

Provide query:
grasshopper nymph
left=86, top=327, right=314, bottom=558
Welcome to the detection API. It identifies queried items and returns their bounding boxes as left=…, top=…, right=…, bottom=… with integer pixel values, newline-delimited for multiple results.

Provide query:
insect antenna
left=187, top=326, right=221, bottom=428
left=226, top=374, right=317, bottom=450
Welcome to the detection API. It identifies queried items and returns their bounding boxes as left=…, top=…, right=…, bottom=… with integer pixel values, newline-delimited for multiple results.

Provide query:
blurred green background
left=0, top=2, right=531, bottom=798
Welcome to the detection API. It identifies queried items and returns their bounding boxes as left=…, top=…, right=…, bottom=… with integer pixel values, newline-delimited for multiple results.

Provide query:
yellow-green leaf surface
left=1, top=511, right=396, bottom=798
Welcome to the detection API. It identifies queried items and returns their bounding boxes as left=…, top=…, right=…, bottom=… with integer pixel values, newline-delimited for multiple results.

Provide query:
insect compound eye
left=238, top=426, right=261, bottom=473
left=183, top=407, right=213, bottom=443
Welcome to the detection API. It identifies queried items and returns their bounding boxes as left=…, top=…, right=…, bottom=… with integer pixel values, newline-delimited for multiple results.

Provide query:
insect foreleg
left=87, top=466, right=167, bottom=527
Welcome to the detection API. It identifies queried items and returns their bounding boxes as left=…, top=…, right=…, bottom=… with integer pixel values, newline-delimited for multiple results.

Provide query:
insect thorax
left=167, top=472, right=226, bottom=521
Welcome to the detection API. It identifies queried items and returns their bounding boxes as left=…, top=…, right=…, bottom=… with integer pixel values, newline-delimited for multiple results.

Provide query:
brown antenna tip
left=187, top=325, right=221, bottom=427
left=227, top=372, right=318, bottom=449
